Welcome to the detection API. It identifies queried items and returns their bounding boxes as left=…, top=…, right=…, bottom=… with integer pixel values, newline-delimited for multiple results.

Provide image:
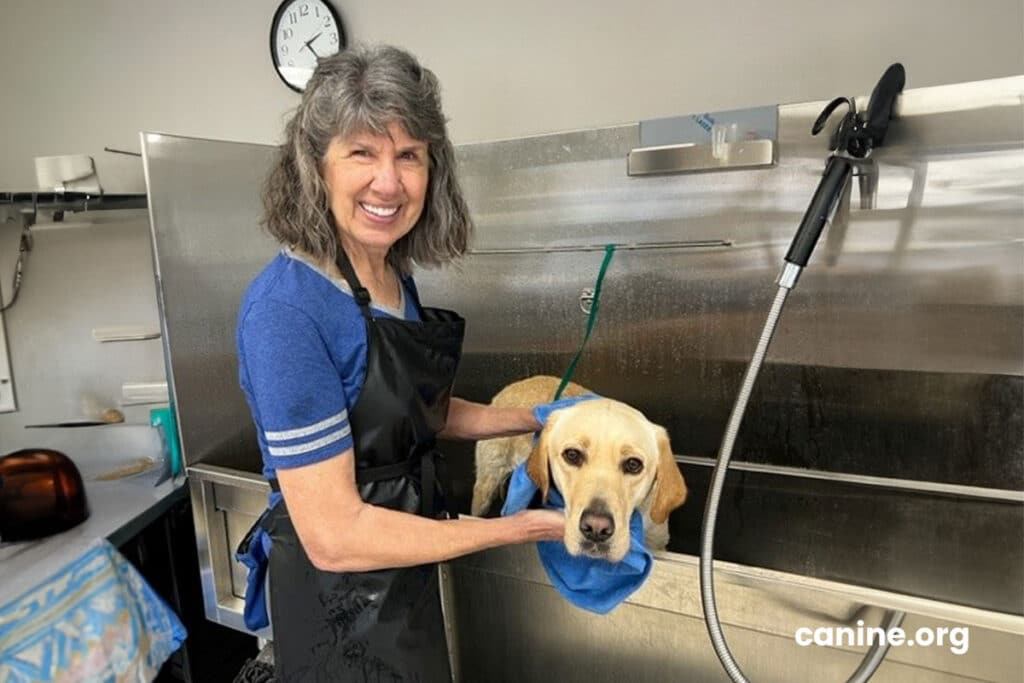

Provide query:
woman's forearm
left=278, top=444, right=562, bottom=574
left=439, top=397, right=538, bottom=441
left=314, top=503, right=560, bottom=572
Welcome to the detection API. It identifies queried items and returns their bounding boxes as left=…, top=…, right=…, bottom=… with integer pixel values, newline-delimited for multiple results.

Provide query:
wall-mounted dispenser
left=627, top=105, right=778, bottom=176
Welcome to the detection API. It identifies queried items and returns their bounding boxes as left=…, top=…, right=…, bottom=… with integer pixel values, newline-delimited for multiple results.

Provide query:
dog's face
left=527, top=399, right=687, bottom=562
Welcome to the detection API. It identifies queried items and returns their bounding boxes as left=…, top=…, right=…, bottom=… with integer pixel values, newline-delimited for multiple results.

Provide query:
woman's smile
left=360, top=202, right=400, bottom=219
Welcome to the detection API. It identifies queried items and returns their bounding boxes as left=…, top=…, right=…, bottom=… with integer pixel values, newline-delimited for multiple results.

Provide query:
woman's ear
left=649, top=426, right=688, bottom=524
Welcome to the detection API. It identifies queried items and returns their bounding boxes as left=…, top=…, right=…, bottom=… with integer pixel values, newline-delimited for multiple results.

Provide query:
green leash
left=553, top=244, right=616, bottom=400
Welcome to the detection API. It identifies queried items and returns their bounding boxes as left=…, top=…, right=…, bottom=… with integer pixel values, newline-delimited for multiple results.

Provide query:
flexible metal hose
left=699, top=282, right=905, bottom=683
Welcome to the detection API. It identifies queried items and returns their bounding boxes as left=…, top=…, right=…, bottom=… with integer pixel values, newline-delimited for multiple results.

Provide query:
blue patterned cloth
left=0, top=539, right=186, bottom=682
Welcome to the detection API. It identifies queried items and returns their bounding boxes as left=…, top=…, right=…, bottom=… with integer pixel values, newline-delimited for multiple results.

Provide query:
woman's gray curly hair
left=262, top=44, right=472, bottom=273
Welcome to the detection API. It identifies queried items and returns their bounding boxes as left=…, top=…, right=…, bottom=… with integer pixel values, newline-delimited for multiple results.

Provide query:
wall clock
left=270, top=0, right=346, bottom=92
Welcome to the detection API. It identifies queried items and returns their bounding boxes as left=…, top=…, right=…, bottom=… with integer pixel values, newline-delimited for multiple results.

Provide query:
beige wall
left=1, top=0, right=1021, bottom=193
left=0, top=0, right=1020, bottom=441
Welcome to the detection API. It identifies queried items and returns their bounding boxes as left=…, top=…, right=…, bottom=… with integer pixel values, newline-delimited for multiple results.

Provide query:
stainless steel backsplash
left=145, top=77, right=1023, bottom=613
left=416, top=77, right=1024, bottom=612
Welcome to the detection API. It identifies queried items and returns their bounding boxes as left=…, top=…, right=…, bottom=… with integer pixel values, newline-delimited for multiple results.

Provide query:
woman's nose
left=369, top=158, right=402, bottom=195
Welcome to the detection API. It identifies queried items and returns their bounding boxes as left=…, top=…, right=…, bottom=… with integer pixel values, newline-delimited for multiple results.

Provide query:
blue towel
left=501, top=462, right=653, bottom=614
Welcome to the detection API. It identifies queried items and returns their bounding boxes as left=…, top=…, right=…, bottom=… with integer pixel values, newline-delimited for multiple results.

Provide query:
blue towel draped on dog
left=501, top=461, right=653, bottom=615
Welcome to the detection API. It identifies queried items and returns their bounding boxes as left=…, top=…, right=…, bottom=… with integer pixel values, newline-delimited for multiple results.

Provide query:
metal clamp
left=579, top=288, right=595, bottom=314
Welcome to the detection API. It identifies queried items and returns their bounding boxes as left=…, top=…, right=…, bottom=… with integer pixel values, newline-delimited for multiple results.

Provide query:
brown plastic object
left=0, top=449, right=89, bottom=542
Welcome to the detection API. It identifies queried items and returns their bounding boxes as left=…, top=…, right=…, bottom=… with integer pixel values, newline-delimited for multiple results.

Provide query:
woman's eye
left=399, top=151, right=420, bottom=162
left=562, top=448, right=585, bottom=467
left=622, top=457, right=644, bottom=475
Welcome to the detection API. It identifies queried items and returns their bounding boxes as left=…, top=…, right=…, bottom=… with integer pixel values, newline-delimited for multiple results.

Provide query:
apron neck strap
left=401, top=274, right=427, bottom=319
left=334, top=244, right=373, bottom=319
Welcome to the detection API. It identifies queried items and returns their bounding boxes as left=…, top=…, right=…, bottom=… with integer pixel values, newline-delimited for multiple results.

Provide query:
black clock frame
left=269, top=0, right=347, bottom=93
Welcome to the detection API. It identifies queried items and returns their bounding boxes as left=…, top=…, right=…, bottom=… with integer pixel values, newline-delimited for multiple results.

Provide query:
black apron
left=267, top=247, right=465, bottom=682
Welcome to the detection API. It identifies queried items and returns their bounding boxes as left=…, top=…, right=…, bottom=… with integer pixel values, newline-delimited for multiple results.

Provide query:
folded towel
left=501, top=462, right=653, bottom=615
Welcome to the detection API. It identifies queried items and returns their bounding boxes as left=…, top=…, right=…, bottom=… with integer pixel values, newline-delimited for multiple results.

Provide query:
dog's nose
left=579, top=505, right=615, bottom=543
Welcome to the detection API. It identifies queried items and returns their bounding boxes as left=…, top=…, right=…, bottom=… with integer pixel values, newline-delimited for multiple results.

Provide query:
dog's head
left=526, top=398, right=687, bottom=562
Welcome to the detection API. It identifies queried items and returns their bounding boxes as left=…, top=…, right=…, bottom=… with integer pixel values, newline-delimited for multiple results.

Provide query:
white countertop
left=0, top=463, right=186, bottom=606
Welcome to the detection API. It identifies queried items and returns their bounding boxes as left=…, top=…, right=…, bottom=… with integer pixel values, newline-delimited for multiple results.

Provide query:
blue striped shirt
left=237, top=249, right=420, bottom=490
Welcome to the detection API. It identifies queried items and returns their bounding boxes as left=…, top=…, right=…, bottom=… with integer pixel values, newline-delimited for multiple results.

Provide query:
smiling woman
left=235, top=44, right=566, bottom=682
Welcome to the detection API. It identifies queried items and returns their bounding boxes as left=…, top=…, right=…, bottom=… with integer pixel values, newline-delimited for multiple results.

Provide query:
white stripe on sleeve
left=266, top=425, right=352, bottom=457
left=264, top=410, right=348, bottom=442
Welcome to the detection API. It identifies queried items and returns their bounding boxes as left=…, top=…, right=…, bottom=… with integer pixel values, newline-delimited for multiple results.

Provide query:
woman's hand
left=512, top=508, right=565, bottom=543
left=531, top=393, right=601, bottom=427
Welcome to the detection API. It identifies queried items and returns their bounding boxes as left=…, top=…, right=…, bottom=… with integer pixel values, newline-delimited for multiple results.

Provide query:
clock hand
left=300, top=32, right=323, bottom=54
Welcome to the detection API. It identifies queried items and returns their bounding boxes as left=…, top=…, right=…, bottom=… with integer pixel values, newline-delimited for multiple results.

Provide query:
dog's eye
left=622, top=457, right=644, bottom=475
left=562, top=448, right=585, bottom=467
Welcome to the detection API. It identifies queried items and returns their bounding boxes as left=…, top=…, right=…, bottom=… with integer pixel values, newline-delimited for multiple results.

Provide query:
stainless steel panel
left=188, top=463, right=270, bottom=635
left=215, top=482, right=266, bottom=600
left=147, top=75, right=1023, bottom=681
left=417, top=77, right=1023, bottom=614
left=627, top=139, right=776, bottom=176
left=669, top=463, right=1022, bottom=613
left=142, top=133, right=277, bottom=471
left=442, top=544, right=1024, bottom=682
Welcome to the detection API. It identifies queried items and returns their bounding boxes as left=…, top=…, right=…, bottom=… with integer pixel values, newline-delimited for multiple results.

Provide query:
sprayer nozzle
left=784, top=156, right=854, bottom=268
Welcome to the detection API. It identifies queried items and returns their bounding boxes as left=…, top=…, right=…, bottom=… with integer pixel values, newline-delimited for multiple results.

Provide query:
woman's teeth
left=361, top=203, right=399, bottom=217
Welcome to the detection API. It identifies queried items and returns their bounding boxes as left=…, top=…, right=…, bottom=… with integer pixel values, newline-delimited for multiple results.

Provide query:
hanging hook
left=812, top=97, right=856, bottom=136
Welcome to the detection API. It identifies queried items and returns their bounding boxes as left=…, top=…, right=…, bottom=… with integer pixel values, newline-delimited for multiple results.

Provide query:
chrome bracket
left=579, top=288, right=595, bottom=314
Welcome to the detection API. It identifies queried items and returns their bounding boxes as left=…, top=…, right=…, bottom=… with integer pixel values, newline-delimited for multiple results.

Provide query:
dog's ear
left=649, top=426, right=687, bottom=524
left=525, top=417, right=555, bottom=503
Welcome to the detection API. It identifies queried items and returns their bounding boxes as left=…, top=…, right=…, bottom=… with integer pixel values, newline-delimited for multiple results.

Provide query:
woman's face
left=322, top=121, right=429, bottom=259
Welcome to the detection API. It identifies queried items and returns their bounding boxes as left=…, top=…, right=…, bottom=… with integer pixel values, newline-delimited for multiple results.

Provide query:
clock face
left=271, top=0, right=345, bottom=92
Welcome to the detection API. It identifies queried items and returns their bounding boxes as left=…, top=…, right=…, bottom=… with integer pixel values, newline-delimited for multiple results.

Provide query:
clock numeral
left=300, top=3, right=309, bottom=16
left=289, top=11, right=297, bottom=25
left=330, top=32, right=338, bottom=44
left=315, top=5, right=321, bottom=17
left=323, top=16, right=332, bottom=27
left=280, top=44, right=289, bottom=55
left=281, top=28, right=293, bottom=40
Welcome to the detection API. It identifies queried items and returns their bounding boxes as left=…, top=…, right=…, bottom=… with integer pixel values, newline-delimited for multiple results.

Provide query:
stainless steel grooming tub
left=143, top=76, right=1024, bottom=681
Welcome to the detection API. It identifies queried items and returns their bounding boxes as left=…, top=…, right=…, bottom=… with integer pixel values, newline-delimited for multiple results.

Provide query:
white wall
left=0, top=211, right=166, bottom=456
left=1, top=0, right=1021, bottom=193
left=0, top=0, right=1020, bottom=447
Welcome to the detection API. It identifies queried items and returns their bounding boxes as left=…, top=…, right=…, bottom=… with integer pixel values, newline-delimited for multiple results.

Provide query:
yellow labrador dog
left=473, top=376, right=687, bottom=562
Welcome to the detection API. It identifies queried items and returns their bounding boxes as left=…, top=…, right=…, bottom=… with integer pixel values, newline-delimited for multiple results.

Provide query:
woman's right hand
left=513, top=508, right=565, bottom=543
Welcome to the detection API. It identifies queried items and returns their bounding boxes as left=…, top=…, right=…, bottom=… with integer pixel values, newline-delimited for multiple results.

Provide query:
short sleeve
left=239, top=299, right=354, bottom=471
